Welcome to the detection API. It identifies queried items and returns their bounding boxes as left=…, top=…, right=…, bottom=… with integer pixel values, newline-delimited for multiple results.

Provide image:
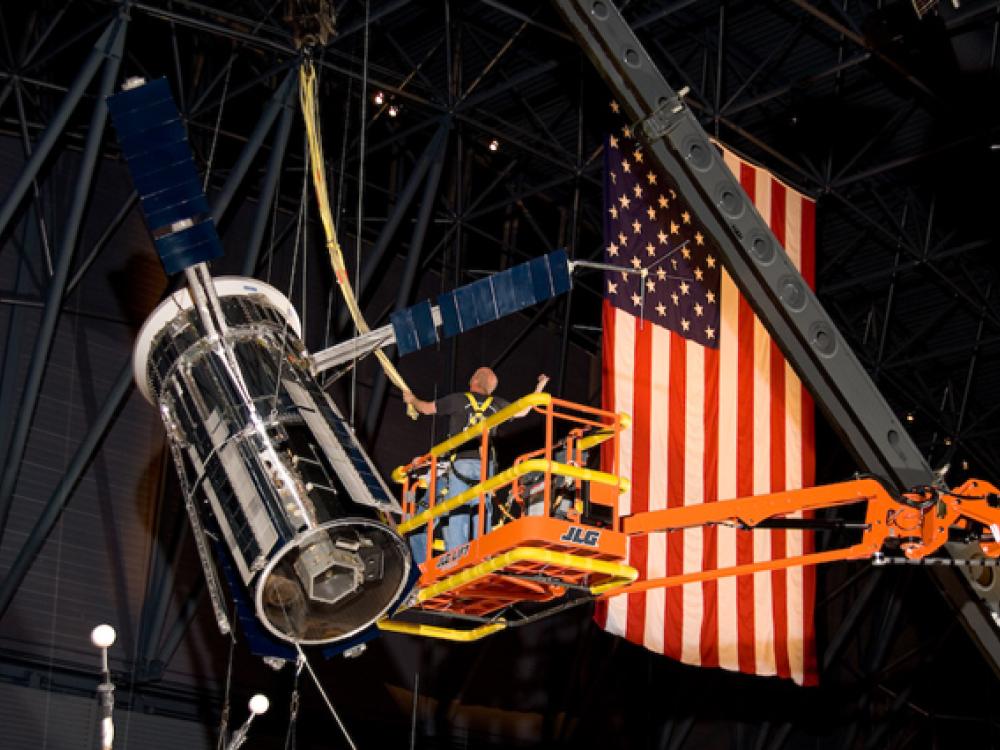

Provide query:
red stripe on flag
left=665, top=330, right=687, bottom=660
left=768, top=178, right=791, bottom=680
left=736, top=296, right=756, bottom=673
left=735, top=162, right=757, bottom=674
left=700, top=343, right=720, bottom=668
left=626, top=318, right=653, bottom=644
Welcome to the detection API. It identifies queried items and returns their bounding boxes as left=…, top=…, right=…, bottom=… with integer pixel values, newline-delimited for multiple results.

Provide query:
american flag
left=596, top=103, right=818, bottom=685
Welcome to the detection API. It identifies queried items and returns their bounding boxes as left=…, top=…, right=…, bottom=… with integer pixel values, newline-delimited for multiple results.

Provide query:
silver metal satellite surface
left=111, top=78, right=412, bottom=647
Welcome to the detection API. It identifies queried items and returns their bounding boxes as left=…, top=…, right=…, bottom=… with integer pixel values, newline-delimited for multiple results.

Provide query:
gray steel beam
left=0, top=19, right=115, bottom=242
left=551, top=0, right=1000, bottom=675
left=335, top=119, right=450, bottom=334
left=151, top=579, right=205, bottom=676
left=0, top=62, right=286, bottom=620
left=66, top=192, right=140, bottom=295
left=0, top=365, right=133, bottom=620
left=212, top=66, right=297, bottom=227
left=558, top=73, right=584, bottom=396
left=822, top=570, right=883, bottom=671
left=0, top=13, right=127, bottom=542
left=243, top=73, right=298, bottom=276
left=135, top=492, right=189, bottom=675
left=553, top=0, right=932, bottom=489
left=363, top=123, right=449, bottom=438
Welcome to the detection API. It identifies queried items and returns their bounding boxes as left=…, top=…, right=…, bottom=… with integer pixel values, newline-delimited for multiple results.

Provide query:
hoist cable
left=298, top=57, right=417, bottom=419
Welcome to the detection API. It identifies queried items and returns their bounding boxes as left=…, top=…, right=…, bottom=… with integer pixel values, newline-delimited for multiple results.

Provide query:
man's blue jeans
left=408, top=458, right=493, bottom=565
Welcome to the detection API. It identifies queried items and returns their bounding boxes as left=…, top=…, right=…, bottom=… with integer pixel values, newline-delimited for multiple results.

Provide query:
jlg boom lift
left=379, top=1, right=1000, bottom=659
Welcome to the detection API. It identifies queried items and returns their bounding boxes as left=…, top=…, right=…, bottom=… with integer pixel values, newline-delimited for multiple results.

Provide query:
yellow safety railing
left=414, top=547, right=638, bottom=601
left=396, top=458, right=629, bottom=534
left=378, top=547, right=638, bottom=642
left=394, top=391, right=630, bottom=565
left=377, top=620, right=507, bottom=642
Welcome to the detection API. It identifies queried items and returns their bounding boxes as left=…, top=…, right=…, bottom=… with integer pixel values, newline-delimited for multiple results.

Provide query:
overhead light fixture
left=488, top=138, right=499, bottom=152
left=387, top=104, right=399, bottom=118
left=905, top=411, right=915, bottom=422
left=373, top=91, right=385, bottom=106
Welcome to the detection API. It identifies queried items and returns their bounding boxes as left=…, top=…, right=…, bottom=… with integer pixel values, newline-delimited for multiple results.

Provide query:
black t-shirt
left=435, top=391, right=510, bottom=460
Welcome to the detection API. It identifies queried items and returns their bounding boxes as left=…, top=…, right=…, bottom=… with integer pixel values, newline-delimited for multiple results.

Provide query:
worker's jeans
left=408, top=458, right=493, bottom=565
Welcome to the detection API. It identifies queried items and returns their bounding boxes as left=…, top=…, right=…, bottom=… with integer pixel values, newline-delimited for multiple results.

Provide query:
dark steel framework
left=0, top=1, right=999, bottom=748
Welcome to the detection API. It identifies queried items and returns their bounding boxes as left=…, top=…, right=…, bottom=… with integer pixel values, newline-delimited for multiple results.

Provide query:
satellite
left=108, top=76, right=576, bottom=658
left=110, top=77, right=414, bottom=653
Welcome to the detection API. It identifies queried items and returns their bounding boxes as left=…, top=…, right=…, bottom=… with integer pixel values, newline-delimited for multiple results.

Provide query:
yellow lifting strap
left=298, top=59, right=418, bottom=419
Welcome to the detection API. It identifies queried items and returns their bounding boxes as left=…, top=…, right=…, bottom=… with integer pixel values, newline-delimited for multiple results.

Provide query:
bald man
left=403, top=368, right=549, bottom=561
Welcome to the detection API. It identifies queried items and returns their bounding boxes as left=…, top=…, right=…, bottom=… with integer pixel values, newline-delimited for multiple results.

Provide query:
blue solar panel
left=549, top=248, right=571, bottom=294
left=438, top=291, right=461, bottom=339
left=390, top=301, right=438, bottom=356
left=117, top=119, right=188, bottom=165
left=130, top=159, right=201, bottom=197
left=110, top=94, right=179, bottom=140
left=127, top=141, right=194, bottom=179
left=394, top=250, right=572, bottom=354
left=108, top=78, right=223, bottom=274
left=154, top=221, right=223, bottom=275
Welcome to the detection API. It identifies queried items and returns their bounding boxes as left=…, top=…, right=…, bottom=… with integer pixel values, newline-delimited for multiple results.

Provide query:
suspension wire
left=284, top=657, right=305, bottom=750
left=321, top=59, right=354, bottom=361
left=214, top=635, right=237, bottom=750
left=265, top=148, right=282, bottom=284
left=298, top=42, right=418, bottom=422
left=409, top=671, right=419, bottom=750
left=203, top=54, right=235, bottom=192
left=295, top=645, right=358, bottom=750
left=272, top=153, right=310, bottom=410
left=350, top=0, right=370, bottom=428
left=301, top=140, right=309, bottom=336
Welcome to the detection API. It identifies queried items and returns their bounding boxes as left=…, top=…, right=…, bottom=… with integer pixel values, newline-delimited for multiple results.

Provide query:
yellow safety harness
left=447, top=393, right=497, bottom=487
left=463, top=393, right=493, bottom=427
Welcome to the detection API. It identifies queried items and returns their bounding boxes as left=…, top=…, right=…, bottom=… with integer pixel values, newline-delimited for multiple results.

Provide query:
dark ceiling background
left=1, top=1, right=1000, bottom=748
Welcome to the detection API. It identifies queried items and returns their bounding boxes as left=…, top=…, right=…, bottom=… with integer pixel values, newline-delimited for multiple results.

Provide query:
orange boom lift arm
left=379, top=391, right=1000, bottom=641
left=616, top=477, right=1000, bottom=596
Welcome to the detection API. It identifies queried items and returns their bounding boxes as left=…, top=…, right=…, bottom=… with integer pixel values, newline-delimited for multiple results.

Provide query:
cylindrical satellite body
left=134, top=276, right=411, bottom=645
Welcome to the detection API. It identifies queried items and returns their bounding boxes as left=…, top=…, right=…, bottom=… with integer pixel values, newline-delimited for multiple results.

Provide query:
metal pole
left=0, top=20, right=115, bottom=241
left=0, top=14, right=128, bottom=542
left=211, top=66, right=297, bottom=226
left=0, top=365, right=133, bottom=620
left=363, top=125, right=449, bottom=438
left=335, top=119, right=450, bottom=333
left=243, top=75, right=298, bottom=276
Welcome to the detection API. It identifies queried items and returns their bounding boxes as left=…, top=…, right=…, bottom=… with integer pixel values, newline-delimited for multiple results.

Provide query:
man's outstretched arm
left=403, top=391, right=437, bottom=415
left=513, top=374, right=549, bottom=418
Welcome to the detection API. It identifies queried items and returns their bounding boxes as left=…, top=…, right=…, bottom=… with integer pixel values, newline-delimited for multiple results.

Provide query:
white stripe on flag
left=681, top=338, right=705, bottom=664
left=643, top=323, right=671, bottom=652
left=716, top=269, right=740, bottom=671
left=606, top=307, right=636, bottom=637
